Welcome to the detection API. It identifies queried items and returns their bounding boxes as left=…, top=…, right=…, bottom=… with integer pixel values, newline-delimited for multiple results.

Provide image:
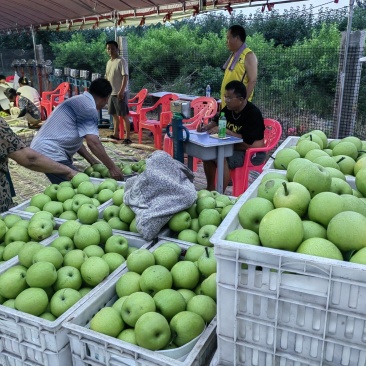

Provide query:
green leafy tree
left=127, top=25, right=227, bottom=95
left=50, top=32, right=109, bottom=73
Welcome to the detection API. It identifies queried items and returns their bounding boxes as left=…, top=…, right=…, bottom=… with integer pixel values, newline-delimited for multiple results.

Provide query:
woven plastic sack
left=124, top=150, right=197, bottom=241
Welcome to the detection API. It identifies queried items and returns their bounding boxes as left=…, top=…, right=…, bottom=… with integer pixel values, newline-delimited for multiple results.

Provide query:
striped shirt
left=30, top=92, right=99, bottom=162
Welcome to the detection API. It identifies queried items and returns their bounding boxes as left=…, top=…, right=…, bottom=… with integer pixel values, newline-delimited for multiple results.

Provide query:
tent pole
left=335, top=0, right=355, bottom=138
left=114, top=11, right=117, bottom=41
left=31, top=25, right=37, bottom=62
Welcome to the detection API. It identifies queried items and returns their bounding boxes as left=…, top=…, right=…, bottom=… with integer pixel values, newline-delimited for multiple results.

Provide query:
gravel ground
left=9, top=127, right=236, bottom=206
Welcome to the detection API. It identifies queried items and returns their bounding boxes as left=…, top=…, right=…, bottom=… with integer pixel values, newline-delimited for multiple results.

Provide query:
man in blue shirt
left=31, top=78, right=123, bottom=183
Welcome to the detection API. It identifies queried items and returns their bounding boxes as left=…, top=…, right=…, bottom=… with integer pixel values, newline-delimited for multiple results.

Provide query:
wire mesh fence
left=0, top=48, right=53, bottom=93
left=1, top=42, right=365, bottom=140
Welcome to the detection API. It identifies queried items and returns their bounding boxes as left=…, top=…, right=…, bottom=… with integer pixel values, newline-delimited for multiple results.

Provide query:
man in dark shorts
left=105, top=40, right=131, bottom=144
left=198, top=80, right=266, bottom=193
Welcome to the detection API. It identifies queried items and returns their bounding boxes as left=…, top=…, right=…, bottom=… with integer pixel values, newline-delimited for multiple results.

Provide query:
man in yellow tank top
left=220, top=25, right=257, bottom=108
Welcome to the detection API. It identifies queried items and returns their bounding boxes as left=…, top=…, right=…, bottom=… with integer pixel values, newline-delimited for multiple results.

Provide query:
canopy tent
left=0, top=0, right=309, bottom=32
left=2, top=0, right=356, bottom=140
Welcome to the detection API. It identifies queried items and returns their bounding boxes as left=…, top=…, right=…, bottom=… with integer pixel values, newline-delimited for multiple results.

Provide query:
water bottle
left=218, top=112, right=227, bottom=138
left=205, top=84, right=211, bottom=97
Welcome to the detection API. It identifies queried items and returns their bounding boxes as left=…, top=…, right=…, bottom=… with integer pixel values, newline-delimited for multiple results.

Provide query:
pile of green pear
left=166, top=190, right=236, bottom=246
left=0, top=111, right=8, bottom=117
left=0, top=212, right=57, bottom=265
left=226, top=161, right=366, bottom=265
left=6, top=119, right=28, bottom=127
left=274, top=130, right=366, bottom=177
left=99, top=195, right=139, bottom=233
left=82, top=188, right=237, bottom=238
left=0, top=218, right=142, bottom=320
left=84, top=160, right=146, bottom=178
left=23, top=172, right=138, bottom=234
left=21, top=173, right=123, bottom=220
left=89, top=242, right=217, bottom=352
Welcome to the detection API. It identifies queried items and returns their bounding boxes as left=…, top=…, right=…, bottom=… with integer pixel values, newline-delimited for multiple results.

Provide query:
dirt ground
left=9, top=126, right=229, bottom=206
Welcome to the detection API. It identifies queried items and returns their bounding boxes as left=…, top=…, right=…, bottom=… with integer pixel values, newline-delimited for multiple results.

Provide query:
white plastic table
left=184, top=131, right=243, bottom=194
left=149, top=91, right=222, bottom=105
left=149, top=91, right=199, bottom=101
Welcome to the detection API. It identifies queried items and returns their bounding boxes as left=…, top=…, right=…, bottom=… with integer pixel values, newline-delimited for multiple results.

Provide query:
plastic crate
left=99, top=200, right=171, bottom=241
left=15, top=129, right=36, bottom=147
left=63, top=239, right=217, bottom=366
left=210, top=171, right=366, bottom=366
left=0, top=233, right=153, bottom=366
left=263, top=136, right=338, bottom=170
left=262, top=136, right=298, bottom=170
left=0, top=211, right=63, bottom=271
left=158, top=196, right=237, bottom=241
left=9, top=178, right=125, bottom=214
left=210, top=351, right=218, bottom=366
left=89, top=173, right=138, bottom=182
left=264, top=169, right=356, bottom=190
left=0, top=343, right=71, bottom=366
left=4, top=116, right=28, bottom=128
left=9, top=198, right=65, bottom=219
left=85, top=177, right=126, bottom=186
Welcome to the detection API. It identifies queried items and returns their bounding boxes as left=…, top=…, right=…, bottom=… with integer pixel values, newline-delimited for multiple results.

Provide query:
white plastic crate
left=63, top=239, right=217, bottom=366
left=210, top=351, right=218, bottom=366
left=86, top=177, right=125, bottom=185
left=3, top=207, right=33, bottom=219
left=158, top=196, right=237, bottom=241
left=2, top=210, right=67, bottom=228
left=11, top=128, right=36, bottom=147
left=0, top=343, right=71, bottom=366
left=9, top=178, right=125, bottom=214
left=99, top=200, right=171, bottom=241
left=89, top=174, right=138, bottom=182
left=263, top=136, right=340, bottom=170
left=210, top=171, right=366, bottom=366
left=0, top=233, right=153, bottom=366
left=4, top=116, right=29, bottom=128
left=261, top=160, right=356, bottom=190
left=0, top=211, right=63, bottom=271
left=263, top=136, right=297, bottom=170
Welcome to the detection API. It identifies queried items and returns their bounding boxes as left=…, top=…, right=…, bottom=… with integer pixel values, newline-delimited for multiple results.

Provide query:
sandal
left=107, top=134, right=122, bottom=140
left=122, top=138, right=132, bottom=145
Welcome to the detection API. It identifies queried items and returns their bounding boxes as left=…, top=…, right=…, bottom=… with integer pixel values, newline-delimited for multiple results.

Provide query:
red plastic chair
left=41, top=82, right=70, bottom=118
left=138, top=93, right=179, bottom=149
left=190, top=97, right=218, bottom=124
left=189, top=97, right=218, bottom=167
left=128, top=88, right=148, bottom=133
left=230, top=118, right=282, bottom=196
left=163, top=107, right=208, bottom=171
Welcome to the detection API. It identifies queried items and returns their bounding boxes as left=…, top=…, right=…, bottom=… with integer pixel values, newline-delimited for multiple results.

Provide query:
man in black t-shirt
left=198, top=80, right=265, bottom=193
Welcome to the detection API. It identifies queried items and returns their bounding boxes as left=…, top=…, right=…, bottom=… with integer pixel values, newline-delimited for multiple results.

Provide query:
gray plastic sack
left=124, top=150, right=197, bottom=241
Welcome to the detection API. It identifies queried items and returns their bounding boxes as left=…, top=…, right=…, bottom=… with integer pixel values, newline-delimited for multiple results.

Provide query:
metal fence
left=1, top=41, right=365, bottom=140
left=0, top=48, right=53, bottom=94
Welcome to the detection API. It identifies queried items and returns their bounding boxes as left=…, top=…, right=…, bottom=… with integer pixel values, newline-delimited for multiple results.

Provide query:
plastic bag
left=10, top=106, right=20, bottom=117
left=13, top=72, right=20, bottom=90
left=124, top=151, right=197, bottom=241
